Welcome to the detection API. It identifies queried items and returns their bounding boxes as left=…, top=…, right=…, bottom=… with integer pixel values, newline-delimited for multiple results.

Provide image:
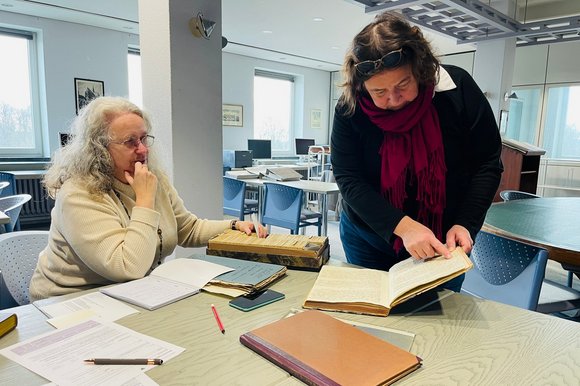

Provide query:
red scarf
left=358, top=84, right=446, bottom=251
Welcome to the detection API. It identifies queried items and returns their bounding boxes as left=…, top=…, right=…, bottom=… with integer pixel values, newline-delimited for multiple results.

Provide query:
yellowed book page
left=388, top=248, right=470, bottom=304
left=306, top=266, right=390, bottom=307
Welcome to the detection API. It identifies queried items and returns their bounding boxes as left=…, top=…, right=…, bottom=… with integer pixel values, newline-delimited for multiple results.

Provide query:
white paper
left=150, top=258, right=234, bottom=288
left=0, top=319, right=184, bottom=386
left=39, top=292, right=139, bottom=322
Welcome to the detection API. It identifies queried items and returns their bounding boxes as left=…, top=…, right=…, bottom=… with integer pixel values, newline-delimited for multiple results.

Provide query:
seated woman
left=30, top=96, right=265, bottom=301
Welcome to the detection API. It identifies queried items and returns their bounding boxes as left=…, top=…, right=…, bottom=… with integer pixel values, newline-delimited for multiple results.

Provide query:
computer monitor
left=247, top=139, right=272, bottom=159
left=295, top=138, right=315, bottom=155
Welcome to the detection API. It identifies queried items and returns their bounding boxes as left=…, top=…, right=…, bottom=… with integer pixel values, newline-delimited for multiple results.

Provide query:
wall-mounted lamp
left=189, top=12, right=215, bottom=40
left=504, top=91, right=518, bottom=101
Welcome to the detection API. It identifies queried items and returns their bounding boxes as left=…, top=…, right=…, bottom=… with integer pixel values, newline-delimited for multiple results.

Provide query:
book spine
left=240, top=332, right=340, bottom=386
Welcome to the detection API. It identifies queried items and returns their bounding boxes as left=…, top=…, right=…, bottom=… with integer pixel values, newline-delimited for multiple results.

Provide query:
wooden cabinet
left=494, top=139, right=546, bottom=202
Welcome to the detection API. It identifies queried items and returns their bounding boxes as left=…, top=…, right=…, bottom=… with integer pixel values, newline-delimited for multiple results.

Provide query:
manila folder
left=240, top=310, right=421, bottom=386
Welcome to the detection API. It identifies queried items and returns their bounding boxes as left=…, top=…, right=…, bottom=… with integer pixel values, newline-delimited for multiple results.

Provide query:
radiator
left=15, top=176, right=54, bottom=225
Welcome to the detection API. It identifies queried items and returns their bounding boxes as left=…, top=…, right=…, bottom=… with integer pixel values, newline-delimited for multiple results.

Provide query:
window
left=253, top=70, right=295, bottom=153
left=542, top=84, right=580, bottom=160
left=506, top=86, right=542, bottom=145
left=0, top=28, right=43, bottom=157
left=127, top=48, right=142, bottom=107
left=507, top=84, right=580, bottom=160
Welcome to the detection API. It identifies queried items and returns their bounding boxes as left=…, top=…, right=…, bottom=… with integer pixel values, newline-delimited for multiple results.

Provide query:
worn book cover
left=240, top=310, right=421, bottom=386
left=0, top=313, right=18, bottom=339
left=303, top=248, right=472, bottom=316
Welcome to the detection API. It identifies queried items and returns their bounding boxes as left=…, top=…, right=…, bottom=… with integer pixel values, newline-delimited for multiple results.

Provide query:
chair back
left=499, top=190, right=540, bottom=201
left=0, top=194, right=32, bottom=233
left=0, top=181, right=9, bottom=196
left=462, top=231, right=548, bottom=310
left=0, top=172, right=16, bottom=197
left=262, top=183, right=303, bottom=234
left=223, top=177, right=247, bottom=220
left=0, top=230, right=49, bottom=306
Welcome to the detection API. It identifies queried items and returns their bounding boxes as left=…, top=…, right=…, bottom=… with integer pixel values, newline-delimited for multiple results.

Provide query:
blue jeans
left=339, top=212, right=464, bottom=293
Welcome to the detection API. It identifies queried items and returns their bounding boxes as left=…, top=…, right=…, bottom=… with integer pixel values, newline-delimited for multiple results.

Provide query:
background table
left=243, top=178, right=339, bottom=236
left=483, top=197, right=580, bottom=267
left=2, top=263, right=580, bottom=385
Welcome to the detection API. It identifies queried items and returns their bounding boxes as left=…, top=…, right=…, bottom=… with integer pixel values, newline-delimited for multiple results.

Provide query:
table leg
left=321, top=194, right=328, bottom=236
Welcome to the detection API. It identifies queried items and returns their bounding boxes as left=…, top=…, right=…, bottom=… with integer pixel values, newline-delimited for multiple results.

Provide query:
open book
left=303, top=248, right=472, bottom=317
left=100, top=258, right=233, bottom=310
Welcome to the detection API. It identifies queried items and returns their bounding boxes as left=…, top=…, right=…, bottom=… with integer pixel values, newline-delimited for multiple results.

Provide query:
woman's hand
left=126, top=161, right=158, bottom=209
left=235, top=220, right=269, bottom=238
left=394, top=216, right=451, bottom=259
left=445, top=225, right=473, bottom=254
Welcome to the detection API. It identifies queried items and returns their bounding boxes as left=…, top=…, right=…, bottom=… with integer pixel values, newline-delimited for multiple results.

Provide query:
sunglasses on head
left=354, top=48, right=404, bottom=76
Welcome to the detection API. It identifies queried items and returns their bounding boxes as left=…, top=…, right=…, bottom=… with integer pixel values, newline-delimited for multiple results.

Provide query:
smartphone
left=229, top=289, right=285, bottom=312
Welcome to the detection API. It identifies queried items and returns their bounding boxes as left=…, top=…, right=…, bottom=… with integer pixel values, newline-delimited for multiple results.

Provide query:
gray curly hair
left=44, top=96, right=165, bottom=198
left=338, top=12, right=440, bottom=117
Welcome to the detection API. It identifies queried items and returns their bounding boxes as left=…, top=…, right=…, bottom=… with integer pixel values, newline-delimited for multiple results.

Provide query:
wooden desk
left=0, top=210, right=9, bottom=225
left=1, top=267, right=580, bottom=384
left=483, top=197, right=580, bottom=267
left=244, top=178, right=339, bottom=236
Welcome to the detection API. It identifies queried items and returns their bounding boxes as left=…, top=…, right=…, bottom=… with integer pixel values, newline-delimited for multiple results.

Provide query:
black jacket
left=331, top=65, right=503, bottom=243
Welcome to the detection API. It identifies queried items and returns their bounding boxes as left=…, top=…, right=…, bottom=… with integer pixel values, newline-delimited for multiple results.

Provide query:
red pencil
left=211, top=304, right=225, bottom=334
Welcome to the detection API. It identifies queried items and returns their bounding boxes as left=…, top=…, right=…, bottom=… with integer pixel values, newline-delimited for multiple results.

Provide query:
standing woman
left=30, top=96, right=265, bottom=301
left=331, top=12, right=502, bottom=291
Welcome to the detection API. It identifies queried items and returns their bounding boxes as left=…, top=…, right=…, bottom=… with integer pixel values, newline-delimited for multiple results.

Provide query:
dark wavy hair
left=338, top=12, right=440, bottom=116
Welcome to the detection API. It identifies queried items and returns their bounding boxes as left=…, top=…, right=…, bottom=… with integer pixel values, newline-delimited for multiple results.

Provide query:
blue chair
left=223, top=177, right=258, bottom=220
left=0, top=230, right=49, bottom=308
left=461, top=231, right=548, bottom=310
left=261, top=183, right=322, bottom=236
left=0, top=172, right=16, bottom=197
left=499, top=190, right=540, bottom=201
left=0, top=181, right=9, bottom=196
left=0, top=194, right=32, bottom=233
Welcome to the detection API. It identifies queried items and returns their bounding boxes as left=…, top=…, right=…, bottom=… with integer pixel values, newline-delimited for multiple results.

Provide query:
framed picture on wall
left=222, top=104, right=243, bottom=126
left=75, top=78, right=104, bottom=114
left=310, top=109, right=322, bottom=129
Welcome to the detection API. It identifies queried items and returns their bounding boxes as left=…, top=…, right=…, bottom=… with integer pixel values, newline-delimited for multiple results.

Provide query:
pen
left=211, top=303, right=225, bottom=334
left=84, top=358, right=163, bottom=365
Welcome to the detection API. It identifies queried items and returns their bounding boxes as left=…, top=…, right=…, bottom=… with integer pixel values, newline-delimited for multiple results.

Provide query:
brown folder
left=240, top=310, right=421, bottom=386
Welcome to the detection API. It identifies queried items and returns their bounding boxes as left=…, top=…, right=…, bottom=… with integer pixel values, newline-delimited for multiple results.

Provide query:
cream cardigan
left=29, top=178, right=230, bottom=301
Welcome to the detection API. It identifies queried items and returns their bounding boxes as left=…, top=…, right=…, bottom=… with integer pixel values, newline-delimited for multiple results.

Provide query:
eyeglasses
left=109, top=135, right=155, bottom=149
left=354, top=48, right=404, bottom=76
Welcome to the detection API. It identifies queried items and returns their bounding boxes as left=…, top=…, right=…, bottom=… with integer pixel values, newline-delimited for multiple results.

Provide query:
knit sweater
left=29, top=178, right=231, bottom=301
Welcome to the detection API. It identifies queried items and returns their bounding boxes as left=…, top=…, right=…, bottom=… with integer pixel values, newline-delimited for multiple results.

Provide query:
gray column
left=138, top=0, right=223, bottom=256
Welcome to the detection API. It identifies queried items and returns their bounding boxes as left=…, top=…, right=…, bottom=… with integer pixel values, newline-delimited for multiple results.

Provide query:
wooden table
left=1, top=266, right=580, bottom=385
left=483, top=197, right=580, bottom=267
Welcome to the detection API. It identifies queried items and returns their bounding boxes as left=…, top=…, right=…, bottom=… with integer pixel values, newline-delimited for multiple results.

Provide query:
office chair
left=223, top=177, right=258, bottom=220
left=0, top=194, right=32, bottom=233
left=0, top=230, right=49, bottom=307
left=499, top=190, right=540, bottom=201
left=0, top=172, right=16, bottom=197
left=0, top=181, right=9, bottom=196
left=261, top=183, right=322, bottom=236
left=461, top=231, right=548, bottom=311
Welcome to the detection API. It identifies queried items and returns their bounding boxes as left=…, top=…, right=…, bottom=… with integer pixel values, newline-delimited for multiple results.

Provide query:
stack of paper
left=192, top=254, right=287, bottom=297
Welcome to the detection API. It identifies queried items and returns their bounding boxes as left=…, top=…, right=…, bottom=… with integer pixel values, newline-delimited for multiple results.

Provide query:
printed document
left=0, top=319, right=184, bottom=386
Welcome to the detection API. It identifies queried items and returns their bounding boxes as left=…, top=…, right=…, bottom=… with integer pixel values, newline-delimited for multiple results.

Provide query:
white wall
left=0, top=11, right=137, bottom=158
left=222, top=52, right=331, bottom=155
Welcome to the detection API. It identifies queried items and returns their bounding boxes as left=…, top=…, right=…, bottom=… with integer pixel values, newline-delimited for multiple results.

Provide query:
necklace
left=114, top=190, right=163, bottom=264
